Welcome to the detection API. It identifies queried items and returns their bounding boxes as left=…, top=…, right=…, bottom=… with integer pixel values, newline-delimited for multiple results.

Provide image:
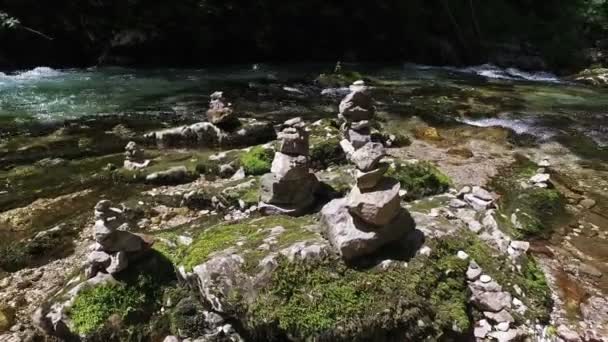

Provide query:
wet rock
left=321, top=198, right=415, bottom=260
left=346, top=177, right=401, bottom=226
left=146, top=166, right=193, bottom=185
left=350, top=142, right=385, bottom=171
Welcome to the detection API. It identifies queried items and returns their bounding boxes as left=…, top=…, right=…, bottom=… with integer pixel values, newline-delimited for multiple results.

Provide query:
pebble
left=480, top=274, right=492, bottom=283
left=457, top=251, right=469, bottom=260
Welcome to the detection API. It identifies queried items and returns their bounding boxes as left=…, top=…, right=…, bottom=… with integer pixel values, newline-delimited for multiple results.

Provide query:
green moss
left=309, top=120, right=345, bottom=169
left=247, top=236, right=471, bottom=340
left=220, top=178, right=260, bottom=206
left=490, top=156, right=567, bottom=238
left=239, top=146, right=274, bottom=175
left=181, top=215, right=316, bottom=271
left=68, top=252, right=175, bottom=337
left=70, top=281, right=147, bottom=335
left=387, top=161, right=451, bottom=201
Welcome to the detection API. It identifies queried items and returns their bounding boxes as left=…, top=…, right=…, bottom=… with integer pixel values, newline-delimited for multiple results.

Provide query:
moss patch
left=490, top=156, right=567, bottom=238
left=178, top=215, right=317, bottom=271
left=387, top=161, right=451, bottom=201
left=239, top=146, right=274, bottom=176
left=309, top=119, right=345, bottom=169
left=68, top=251, right=175, bottom=337
left=247, top=236, right=471, bottom=341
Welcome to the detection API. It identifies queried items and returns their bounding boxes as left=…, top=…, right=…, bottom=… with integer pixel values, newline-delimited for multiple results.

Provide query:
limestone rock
left=557, top=325, right=582, bottom=342
left=339, top=90, right=375, bottom=122
left=123, top=141, right=150, bottom=170
left=260, top=173, right=318, bottom=206
left=321, top=198, right=414, bottom=260
left=355, top=163, right=388, bottom=190
left=346, top=128, right=371, bottom=150
left=346, top=177, right=401, bottom=226
left=470, top=290, right=512, bottom=312
left=270, top=152, right=309, bottom=180
left=483, top=309, right=514, bottom=323
left=351, top=142, right=385, bottom=172
left=278, top=127, right=309, bottom=156
left=474, top=319, right=492, bottom=339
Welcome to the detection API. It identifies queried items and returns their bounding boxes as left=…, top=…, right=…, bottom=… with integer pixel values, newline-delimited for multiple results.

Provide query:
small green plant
left=387, top=161, right=451, bottom=200
left=239, top=146, right=274, bottom=175
left=70, top=282, right=146, bottom=335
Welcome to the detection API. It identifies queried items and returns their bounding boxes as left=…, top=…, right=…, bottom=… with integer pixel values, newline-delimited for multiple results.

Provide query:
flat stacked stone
left=123, top=141, right=150, bottom=170
left=206, top=91, right=236, bottom=128
left=321, top=141, right=415, bottom=260
left=86, top=200, right=152, bottom=278
left=339, top=81, right=376, bottom=152
left=259, top=117, right=318, bottom=215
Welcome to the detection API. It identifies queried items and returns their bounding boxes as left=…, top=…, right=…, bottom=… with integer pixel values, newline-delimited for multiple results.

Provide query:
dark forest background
left=2, top=0, right=608, bottom=71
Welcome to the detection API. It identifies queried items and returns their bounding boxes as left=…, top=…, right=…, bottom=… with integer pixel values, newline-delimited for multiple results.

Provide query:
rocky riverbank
left=0, top=69, right=607, bottom=342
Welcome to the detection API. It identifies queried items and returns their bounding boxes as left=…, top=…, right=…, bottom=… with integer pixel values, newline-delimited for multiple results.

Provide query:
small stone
left=467, top=262, right=482, bottom=280
left=449, top=198, right=467, bottom=209
left=579, top=198, right=596, bottom=209
left=351, top=142, right=385, bottom=171
left=530, top=173, right=550, bottom=184
left=474, top=319, right=492, bottom=338
left=480, top=275, right=492, bottom=283
left=471, top=186, right=496, bottom=201
left=484, top=309, right=514, bottom=323
left=457, top=251, right=469, bottom=260
left=496, top=322, right=510, bottom=332
left=419, top=246, right=432, bottom=256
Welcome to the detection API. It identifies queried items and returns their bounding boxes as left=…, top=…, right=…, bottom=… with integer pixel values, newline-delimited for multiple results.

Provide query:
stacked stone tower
left=259, top=117, right=319, bottom=215
left=321, top=81, right=414, bottom=261
left=123, top=141, right=150, bottom=170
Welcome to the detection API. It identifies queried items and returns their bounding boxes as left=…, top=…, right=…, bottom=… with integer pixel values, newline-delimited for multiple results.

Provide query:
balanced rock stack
left=339, top=81, right=376, bottom=152
left=259, top=117, right=319, bottom=215
left=321, top=141, right=415, bottom=261
left=85, top=200, right=151, bottom=278
left=206, top=91, right=236, bottom=128
left=123, top=141, right=150, bottom=170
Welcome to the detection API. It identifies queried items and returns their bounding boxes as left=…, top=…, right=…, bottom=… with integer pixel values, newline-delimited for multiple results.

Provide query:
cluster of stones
left=206, top=91, right=236, bottom=128
left=259, top=117, right=319, bottom=215
left=123, top=141, right=150, bottom=170
left=338, top=80, right=375, bottom=154
left=466, top=259, right=528, bottom=341
left=529, top=158, right=551, bottom=188
left=321, top=82, right=414, bottom=261
left=85, top=200, right=151, bottom=278
left=146, top=91, right=275, bottom=148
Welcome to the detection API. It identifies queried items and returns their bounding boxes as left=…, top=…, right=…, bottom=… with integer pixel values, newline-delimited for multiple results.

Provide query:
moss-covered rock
left=490, top=156, right=567, bottom=238
left=239, top=146, right=274, bottom=176
left=387, top=161, right=451, bottom=201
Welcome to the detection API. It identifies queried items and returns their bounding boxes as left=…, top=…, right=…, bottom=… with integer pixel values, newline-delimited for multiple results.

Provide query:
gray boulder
left=321, top=198, right=414, bottom=260
left=346, top=128, right=372, bottom=150
left=278, top=127, right=309, bottom=156
left=206, top=91, right=235, bottom=126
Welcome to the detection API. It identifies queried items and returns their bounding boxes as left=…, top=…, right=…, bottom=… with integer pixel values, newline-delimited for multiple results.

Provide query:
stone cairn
left=321, top=83, right=415, bottom=261
left=259, top=117, right=319, bottom=215
left=339, top=80, right=375, bottom=154
left=85, top=200, right=151, bottom=278
left=206, top=91, right=236, bottom=128
left=123, top=141, right=150, bottom=170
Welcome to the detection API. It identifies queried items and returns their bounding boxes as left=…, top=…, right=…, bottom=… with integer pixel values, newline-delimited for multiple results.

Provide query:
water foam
left=412, top=63, right=560, bottom=83
left=459, top=117, right=556, bottom=140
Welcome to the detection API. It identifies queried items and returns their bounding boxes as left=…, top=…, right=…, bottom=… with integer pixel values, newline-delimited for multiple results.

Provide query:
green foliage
left=239, top=146, right=274, bottom=175
left=248, top=237, right=471, bottom=340
left=309, top=120, right=346, bottom=170
left=70, top=281, right=147, bottom=335
left=387, top=161, right=451, bottom=201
